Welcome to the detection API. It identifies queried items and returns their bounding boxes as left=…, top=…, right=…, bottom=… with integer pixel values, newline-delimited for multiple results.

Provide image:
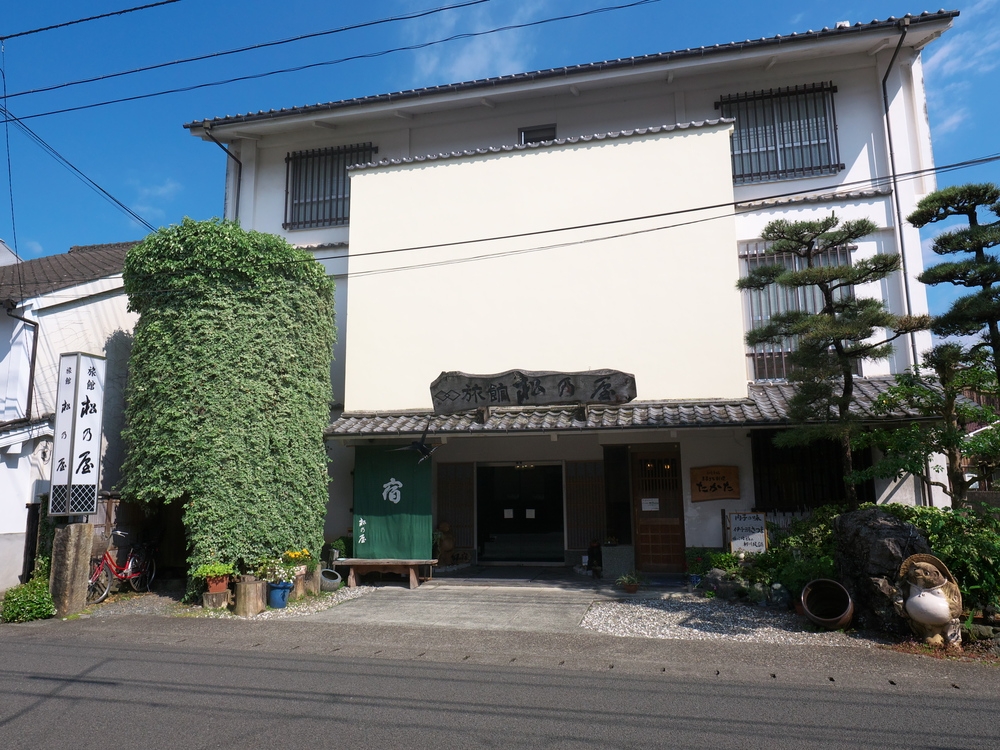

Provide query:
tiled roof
left=349, top=121, right=733, bottom=172
left=185, top=11, right=958, bottom=131
left=736, top=188, right=893, bottom=210
left=0, top=242, right=135, bottom=304
left=325, top=378, right=926, bottom=438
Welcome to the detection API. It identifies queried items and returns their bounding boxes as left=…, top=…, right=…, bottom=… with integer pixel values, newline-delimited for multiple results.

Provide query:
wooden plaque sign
left=430, top=369, right=636, bottom=415
left=729, top=512, right=767, bottom=553
left=690, top=465, right=740, bottom=502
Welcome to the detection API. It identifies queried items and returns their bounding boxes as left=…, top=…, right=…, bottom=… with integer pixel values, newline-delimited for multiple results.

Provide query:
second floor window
left=284, top=142, right=376, bottom=230
left=717, top=82, right=842, bottom=185
left=740, top=239, right=853, bottom=381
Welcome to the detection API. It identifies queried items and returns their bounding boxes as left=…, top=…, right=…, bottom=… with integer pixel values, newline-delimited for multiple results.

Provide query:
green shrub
left=875, top=502, right=1000, bottom=610
left=330, top=536, right=352, bottom=559
left=740, top=507, right=843, bottom=596
left=1, top=578, right=56, bottom=623
left=685, top=547, right=740, bottom=575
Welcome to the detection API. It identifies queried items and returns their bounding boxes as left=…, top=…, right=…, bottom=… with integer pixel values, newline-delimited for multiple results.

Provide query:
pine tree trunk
left=841, top=432, right=858, bottom=509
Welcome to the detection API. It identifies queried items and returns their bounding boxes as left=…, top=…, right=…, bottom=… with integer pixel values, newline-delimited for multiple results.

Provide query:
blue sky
left=1, top=1, right=997, bottom=315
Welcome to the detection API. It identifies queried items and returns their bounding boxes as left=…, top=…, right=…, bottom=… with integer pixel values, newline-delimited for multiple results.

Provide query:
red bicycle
left=86, top=530, right=157, bottom=604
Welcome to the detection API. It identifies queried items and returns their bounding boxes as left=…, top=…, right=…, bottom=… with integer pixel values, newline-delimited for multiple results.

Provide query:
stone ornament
left=894, top=554, right=963, bottom=649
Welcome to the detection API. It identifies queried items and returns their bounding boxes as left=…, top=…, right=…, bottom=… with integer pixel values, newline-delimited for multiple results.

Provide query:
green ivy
left=119, top=219, right=336, bottom=580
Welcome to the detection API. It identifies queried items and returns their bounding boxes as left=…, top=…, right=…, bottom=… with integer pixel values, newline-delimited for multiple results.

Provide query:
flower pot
left=320, top=569, right=342, bottom=591
left=267, top=581, right=294, bottom=609
left=205, top=575, right=230, bottom=594
left=622, top=583, right=639, bottom=594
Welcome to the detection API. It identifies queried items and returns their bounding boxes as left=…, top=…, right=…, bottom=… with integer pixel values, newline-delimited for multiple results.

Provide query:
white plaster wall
left=31, top=286, right=137, bottom=417
left=345, top=124, right=743, bottom=411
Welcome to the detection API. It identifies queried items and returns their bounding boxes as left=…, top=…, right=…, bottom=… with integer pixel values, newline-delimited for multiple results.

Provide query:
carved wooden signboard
left=430, top=369, right=637, bottom=415
left=690, top=465, right=740, bottom=502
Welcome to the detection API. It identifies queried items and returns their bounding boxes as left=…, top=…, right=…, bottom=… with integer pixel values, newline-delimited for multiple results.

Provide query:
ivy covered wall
left=120, top=219, right=336, bottom=574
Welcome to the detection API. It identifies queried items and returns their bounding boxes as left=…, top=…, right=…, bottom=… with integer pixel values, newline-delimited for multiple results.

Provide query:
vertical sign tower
left=49, top=352, right=106, bottom=516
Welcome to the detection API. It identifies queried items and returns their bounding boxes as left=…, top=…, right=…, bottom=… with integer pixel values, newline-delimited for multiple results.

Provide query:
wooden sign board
left=690, top=465, right=740, bottom=502
left=729, top=512, right=767, bottom=554
left=430, top=369, right=636, bottom=415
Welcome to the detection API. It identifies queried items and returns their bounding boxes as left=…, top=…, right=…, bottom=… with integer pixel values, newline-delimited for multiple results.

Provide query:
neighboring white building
left=0, top=243, right=136, bottom=590
left=185, top=12, right=955, bottom=571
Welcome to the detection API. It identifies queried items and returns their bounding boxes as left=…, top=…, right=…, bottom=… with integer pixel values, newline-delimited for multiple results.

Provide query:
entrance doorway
left=476, top=465, right=564, bottom=562
left=631, top=448, right=685, bottom=572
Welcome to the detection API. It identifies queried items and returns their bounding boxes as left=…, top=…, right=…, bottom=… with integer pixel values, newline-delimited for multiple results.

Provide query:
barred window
left=740, top=240, right=853, bottom=381
left=717, top=83, right=842, bottom=184
left=283, top=142, right=376, bottom=230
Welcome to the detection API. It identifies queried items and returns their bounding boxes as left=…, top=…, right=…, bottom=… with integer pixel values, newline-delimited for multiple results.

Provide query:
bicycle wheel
left=87, top=563, right=111, bottom=605
left=129, top=553, right=156, bottom=593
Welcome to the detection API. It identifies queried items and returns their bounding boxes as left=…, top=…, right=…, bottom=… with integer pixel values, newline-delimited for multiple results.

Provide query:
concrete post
left=49, top=523, right=94, bottom=617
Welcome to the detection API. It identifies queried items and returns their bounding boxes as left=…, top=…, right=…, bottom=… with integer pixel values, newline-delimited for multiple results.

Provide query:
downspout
left=0, top=299, right=39, bottom=431
left=882, top=17, right=916, bottom=364
left=881, top=18, right=932, bottom=506
left=203, top=125, right=242, bottom=225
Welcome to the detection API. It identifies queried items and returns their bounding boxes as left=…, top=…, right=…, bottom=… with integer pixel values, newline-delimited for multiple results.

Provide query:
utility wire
left=3, top=0, right=661, bottom=123
left=5, top=0, right=491, bottom=100
left=0, top=1, right=181, bottom=42
left=0, top=102, right=154, bottom=231
left=0, top=64, right=24, bottom=302
left=8, top=149, right=997, bottom=300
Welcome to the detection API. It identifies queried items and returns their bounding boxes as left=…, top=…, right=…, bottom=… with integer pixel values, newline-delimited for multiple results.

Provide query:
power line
left=0, top=1, right=181, bottom=42
left=9, top=149, right=998, bottom=299
left=0, top=103, right=154, bottom=231
left=0, top=64, right=24, bottom=302
left=3, top=0, right=662, bottom=123
left=4, top=0, right=491, bottom=100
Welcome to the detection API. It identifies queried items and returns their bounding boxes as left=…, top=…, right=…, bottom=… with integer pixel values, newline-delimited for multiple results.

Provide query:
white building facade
left=186, top=12, right=955, bottom=571
left=0, top=244, right=136, bottom=590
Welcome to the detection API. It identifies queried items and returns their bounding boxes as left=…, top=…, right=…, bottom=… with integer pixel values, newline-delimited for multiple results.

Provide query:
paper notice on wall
left=504, top=508, right=514, bottom=519
left=641, top=498, right=659, bottom=511
left=525, top=508, right=535, bottom=519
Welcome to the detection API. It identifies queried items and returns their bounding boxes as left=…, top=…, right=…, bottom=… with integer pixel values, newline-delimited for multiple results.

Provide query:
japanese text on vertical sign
left=728, top=512, right=767, bottom=553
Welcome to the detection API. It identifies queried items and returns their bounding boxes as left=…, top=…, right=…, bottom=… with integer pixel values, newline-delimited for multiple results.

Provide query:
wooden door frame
left=629, top=444, right=685, bottom=573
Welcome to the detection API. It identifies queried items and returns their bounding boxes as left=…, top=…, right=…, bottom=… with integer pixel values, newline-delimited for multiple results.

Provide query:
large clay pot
left=801, top=579, right=854, bottom=630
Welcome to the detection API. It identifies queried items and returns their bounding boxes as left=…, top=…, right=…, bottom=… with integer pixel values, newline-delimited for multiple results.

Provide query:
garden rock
left=749, top=582, right=769, bottom=605
left=769, top=583, right=791, bottom=609
left=833, top=508, right=931, bottom=633
left=962, top=624, right=998, bottom=643
left=702, top=568, right=728, bottom=592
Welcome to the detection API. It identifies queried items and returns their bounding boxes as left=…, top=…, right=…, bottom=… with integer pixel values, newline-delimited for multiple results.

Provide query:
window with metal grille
left=717, top=82, right=842, bottom=184
left=283, top=142, right=376, bottom=230
left=740, top=240, right=854, bottom=381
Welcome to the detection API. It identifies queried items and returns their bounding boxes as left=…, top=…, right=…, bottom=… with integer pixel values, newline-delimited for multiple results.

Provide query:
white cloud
left=934, top=107, right=970, bottom=136
left=22, top=240, right=43, bottom=258
left=925, top=26, right=1000, bottom=79
left=130, top=178, right=182, bottom=219
left=404, top=1, right=551, bottom=85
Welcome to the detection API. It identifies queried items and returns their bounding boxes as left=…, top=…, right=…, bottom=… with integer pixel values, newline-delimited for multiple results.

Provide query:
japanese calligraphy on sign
left=49, top=352, right=106, bottom=516
left=690, top=465, right=740, bottom=502
left=430, top=369, right=637, bottom=415
left=729, top=512, right=768, bottom=553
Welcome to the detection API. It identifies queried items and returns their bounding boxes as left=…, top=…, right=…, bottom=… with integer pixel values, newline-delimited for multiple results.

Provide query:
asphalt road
left=1, top=616, right=996, bottom=749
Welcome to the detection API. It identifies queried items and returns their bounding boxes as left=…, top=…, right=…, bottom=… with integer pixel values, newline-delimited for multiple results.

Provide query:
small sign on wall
left=690, top=465, right=740, bottom=501
left=641, top=498, right=660, bottom=512
left=729, top=512, right=767, bottom=553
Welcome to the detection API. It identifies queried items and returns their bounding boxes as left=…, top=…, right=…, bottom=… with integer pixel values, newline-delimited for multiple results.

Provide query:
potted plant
left=257, top=558, right=298, bottom=608
left=616, top=570, right=642, bottom=594
left=192, top=562, right=235, bottom=594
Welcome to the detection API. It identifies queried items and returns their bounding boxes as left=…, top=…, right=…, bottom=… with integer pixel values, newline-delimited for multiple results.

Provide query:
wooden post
left=233, top=580, right=266, bottom=617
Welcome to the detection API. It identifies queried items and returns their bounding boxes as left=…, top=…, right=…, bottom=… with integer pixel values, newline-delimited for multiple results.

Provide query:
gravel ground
left=581, top=592, right=878, bottom=647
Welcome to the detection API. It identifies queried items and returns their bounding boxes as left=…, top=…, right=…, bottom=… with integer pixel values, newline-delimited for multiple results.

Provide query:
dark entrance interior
left=476, top=465, right=564, bottom=562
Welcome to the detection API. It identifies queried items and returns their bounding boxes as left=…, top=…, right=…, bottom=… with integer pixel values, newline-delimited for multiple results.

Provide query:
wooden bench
left=333, top=558, right=437, bottom=589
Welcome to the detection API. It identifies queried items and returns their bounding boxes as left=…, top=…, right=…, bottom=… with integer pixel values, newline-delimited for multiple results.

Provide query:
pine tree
left=737, top=214, right=929, bottom=507
left=909, top=183, right=1000, bottom=383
